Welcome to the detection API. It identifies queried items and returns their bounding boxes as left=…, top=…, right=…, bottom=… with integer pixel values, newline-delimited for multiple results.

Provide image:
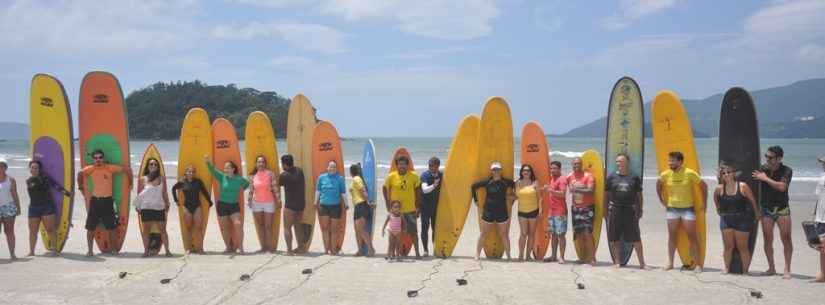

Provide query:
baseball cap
left=490, top=162, right=502, bottom=170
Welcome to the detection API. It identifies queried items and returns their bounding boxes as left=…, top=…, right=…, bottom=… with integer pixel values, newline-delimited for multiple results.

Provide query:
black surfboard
left=718, top=87, right=760, bottom=274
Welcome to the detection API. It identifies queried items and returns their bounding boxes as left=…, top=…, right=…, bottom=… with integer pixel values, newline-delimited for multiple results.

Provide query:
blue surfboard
left=360, top=139, right=377, bottom=255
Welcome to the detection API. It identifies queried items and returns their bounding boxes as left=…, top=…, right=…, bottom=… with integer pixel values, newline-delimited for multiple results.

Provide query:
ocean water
left=1, top=137, right=823, bottom=182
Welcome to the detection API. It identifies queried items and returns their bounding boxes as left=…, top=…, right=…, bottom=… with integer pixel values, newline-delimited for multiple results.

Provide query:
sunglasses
left=93, top=156, right=104, bottom=160
left=765, top=154, right=777, bottom=160
left=720, top=170, right=733, bottom=175
left=149, top=163, right=158, bottom=167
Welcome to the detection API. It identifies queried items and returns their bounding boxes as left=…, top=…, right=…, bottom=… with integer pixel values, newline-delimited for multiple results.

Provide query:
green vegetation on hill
left=562, top=78, right=825, bottom=138
left=126, top=81, right=301, bottom=140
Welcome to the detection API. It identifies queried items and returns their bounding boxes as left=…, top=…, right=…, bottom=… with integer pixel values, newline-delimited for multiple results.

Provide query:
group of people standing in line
left=1, top=145, right=824, bottom=282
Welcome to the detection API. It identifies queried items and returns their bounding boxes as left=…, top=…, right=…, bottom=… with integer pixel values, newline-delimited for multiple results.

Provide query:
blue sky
left=2, top=0, right=824, bottom=137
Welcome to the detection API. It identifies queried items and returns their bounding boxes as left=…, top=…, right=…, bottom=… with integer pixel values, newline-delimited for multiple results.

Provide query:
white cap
left=818, top=155, right=825, bottom=163
left=490, top=162, right=502, bottom=170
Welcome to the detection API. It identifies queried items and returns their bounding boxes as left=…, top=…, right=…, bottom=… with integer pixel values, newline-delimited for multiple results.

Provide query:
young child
left=382, top=200, right=404, bottom=261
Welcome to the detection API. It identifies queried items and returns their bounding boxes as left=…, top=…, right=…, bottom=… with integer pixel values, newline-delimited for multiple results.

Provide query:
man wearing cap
left=567, top=157, right=596, bottom=265
left=812, top=156, right=825, bottom=282
left=419, top=157, right=442, bottom=257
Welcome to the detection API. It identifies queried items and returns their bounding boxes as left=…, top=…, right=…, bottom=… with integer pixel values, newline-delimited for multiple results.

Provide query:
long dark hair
left=350, top=163, right=367, bottom=194
left=28, top=160, right=43, bottom=176
left=250, top=155, right=268, bottom=176
left=143, top=157, right=161, bottom=182
left=225, top=161, right=240, bottom=175
left=519, top=164, right=536, bottom=182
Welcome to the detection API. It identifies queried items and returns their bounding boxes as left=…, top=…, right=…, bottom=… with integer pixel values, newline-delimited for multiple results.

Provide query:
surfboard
left=434, top=115, right=481, bottom=258
left=287, top=94, right=316, bottom=251
left=652, top=90, right=707, bottom=269
left=79, top=71, right=130, bottom=253
left=29, top=74, right=75, bottom=252
left=575, top=150, right=605, bottom=260
left=245, top=111, right=281, bottom=252
left=476, top=97, right=514, bottom=259
left=212, top=118, right=244, bottom=248
left=605, top=76, right=645, bottom=266
left=178, top=108, right=213, bottom=252
left=311, top=121, right=346, bottom=252
left=719, top=87, right=760, bottom=274
left=359, top=140, right=377, bottom=255
left=389, top=147, right=415, bottom=256
left=137, top=144, right=166, bottom=251
left=520, top=122, right=552, bottom=260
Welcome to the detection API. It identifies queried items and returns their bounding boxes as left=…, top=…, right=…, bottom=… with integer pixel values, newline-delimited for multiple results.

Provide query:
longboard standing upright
left=520, top=122, right=552, bottom=260
left=719, top=87, right=760, bottom=274
left=476, top=97, right=514, bottom=258
left=287, top=94, right=316, bottom=252
left=178, top=108, right=213, bottom=252
left=79, top=71, right=131, bottom=253
left=605, top=76, right=645, bottom=266
left=245, top=111, right=281, bottom=251
left=30, top=74, right=75, bottom=252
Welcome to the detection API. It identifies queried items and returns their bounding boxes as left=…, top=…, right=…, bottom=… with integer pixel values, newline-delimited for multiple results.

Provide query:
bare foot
left=27, top=252, right=35, bottom=257
left=544, top=256, right=557, bottom=263
left=782, top=270, right=792, bottom=279
left=764, top=268, right=777, bottom=276
left=368, top=248, right=375, bottom=257
left=639, top=264, right=650, bottom=270
left=286, top=250, right=294, bottom=256
left=613, top=264, right=621, bottom=268
left=86, top=251, right=94, bottom=257
left=664, top=264, right=674, bottom=271
left=474, top=255, right=480, bottom=261
left=10, top=254, right=17, bottom=260
left=49, top=251, right=60, bottom=257
left=142, top=252, right=150, bottom=258
left=810, top=273, right=824, bottom=282
left=558, top=258, right=566, bottom=264
left=694, top=266, right=704, bottom=273
left=353, top=252, right=363, bottom=257
left=165, top=252, right=173, bottom=257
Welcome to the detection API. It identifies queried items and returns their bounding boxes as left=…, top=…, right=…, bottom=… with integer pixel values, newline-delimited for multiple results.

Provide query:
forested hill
left=126, top=81, right=298, bottom=139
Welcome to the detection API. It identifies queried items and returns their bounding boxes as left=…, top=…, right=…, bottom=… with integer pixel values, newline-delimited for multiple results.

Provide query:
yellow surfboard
left=575, top=150, right=605, bottom=260
left=137, top=144, right=167, bottom=251
left=29, top=74, right=75, bottom=252
left=651, top=90, right=706, bottom=268
left=245, top=111, right=281, bottom=251
left=178, top=108, right=213, bottom=252
left=434, top=115, right=480, bottom=258
left=287, top=94, right=316, bottom=251
left=476, top=97, right=514, bottom=258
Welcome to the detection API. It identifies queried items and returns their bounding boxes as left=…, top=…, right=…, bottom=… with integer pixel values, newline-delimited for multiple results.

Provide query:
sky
left=2, top=0, right=824, bottom=137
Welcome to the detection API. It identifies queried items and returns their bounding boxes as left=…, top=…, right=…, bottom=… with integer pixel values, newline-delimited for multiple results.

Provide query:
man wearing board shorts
left=753, top=145, right=793, bottom=279
left=279, top=155, right=307, bottom=254
left=383, top=155, right=422, bottom=259
left=605, top=154, right=647, bottom=269
left=544, top=161, right=568, bottom=263
left=813, top=156, right=825, bottom=283
left=77, top=149, right=133, bottom=257
left=657, top=151, right=707, bottom=272
left=566, top=157, right=596, bottom=265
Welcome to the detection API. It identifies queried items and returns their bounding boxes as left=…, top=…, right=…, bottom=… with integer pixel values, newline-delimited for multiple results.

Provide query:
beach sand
left=1, top=178, right=823, bottom=305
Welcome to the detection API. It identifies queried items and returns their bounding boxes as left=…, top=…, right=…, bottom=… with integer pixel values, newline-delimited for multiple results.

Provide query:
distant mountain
left=126, top=81, right=300, bottom=140
left=0, top=122, right=28, bottom=140
left=562, top=78, right=825, bottom=138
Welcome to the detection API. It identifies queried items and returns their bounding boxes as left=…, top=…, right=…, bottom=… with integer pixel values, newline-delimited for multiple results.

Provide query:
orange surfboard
left=389, top=148, right=416, bottom=256
left=211, top=118, right=245, bottom=248
left=520, top=122, right=552, bottom=260
left=311, top=121, right=346, bottom=252
left=78, top=71, right=131, bottom=253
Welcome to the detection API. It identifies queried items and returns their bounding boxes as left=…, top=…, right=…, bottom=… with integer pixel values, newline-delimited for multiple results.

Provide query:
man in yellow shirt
left=382, top=155, right=422, bottom=259
left=656, top=151, right=707, bottom=271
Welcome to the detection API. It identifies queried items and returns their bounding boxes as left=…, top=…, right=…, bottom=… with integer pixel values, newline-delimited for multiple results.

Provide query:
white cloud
left=265, top=56, right=338, bottom=73
left=320, top=0, right=500, bottom=40
left=225, top=0, right=316, bottom=7
left=600, top=0, right=679, bottom=30
left=0, top=0, right=202, bottom=56
left=388, top=46, right=467, bottom=60
left=212, top=21, right=348, bottom=54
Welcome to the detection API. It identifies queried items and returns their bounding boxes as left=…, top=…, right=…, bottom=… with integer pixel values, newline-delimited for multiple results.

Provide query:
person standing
left=714, top=162, right=759, bottom=274
left=383, top=155, right=422, bottom=259
left=134, top=157, right=172, bottom=257
left=350, top=163, right=376, bottom=257
left=171, top=165, right=213, bottom=254
left=279, top=155, right=307, bottom=255
left=471, top=162, right=516, bottom=260
left=544, top=161, right=568, bottom=264
left=26, top=160, right=71, bottom=257
left=605, top=154, right=647, bottom=269
left=205, top=155, right=249, bottom=254
left=248, top=156, right=281, bottom=253
left=77, top=149, right=133, bottom=256
left=753, top=146, right=793, bottom=279
left=567, top=157, right=596, bottom=265
left=419, top=157, right=442, bottom=257
left=813, top=156, right=825, bottom=283
left=657, top=151, right=707, bottom=272
left=315, top=160, right=348, bottom=255
left=0, top=160, right=21, bottom=260
left=515, top=164, right=542, bottom=261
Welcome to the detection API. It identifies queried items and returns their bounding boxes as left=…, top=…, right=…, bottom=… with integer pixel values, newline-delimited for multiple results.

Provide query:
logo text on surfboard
left=526, top=144, right=540, bottom=153
left=40, top=97, right=54, bottom=107
left=216, top=140, right=231, bottom=149
left=319, top=142, right=333, bottom=151
left=93, top=94, right=109, bottom=104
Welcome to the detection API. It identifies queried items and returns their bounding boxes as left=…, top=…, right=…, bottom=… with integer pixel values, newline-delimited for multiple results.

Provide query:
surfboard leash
left=407, top=259, right=444, bottom=297
left=267, top=255, right=343, bottom=303
left=679, top=269, right=763, bottom=301
left=211, top=257, right=291, bottom=305
left=570, top=264, right=585, bottom=290
left=456, top=259, right=484, bottom=286
left=160, top=255, right=189, bottom=284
